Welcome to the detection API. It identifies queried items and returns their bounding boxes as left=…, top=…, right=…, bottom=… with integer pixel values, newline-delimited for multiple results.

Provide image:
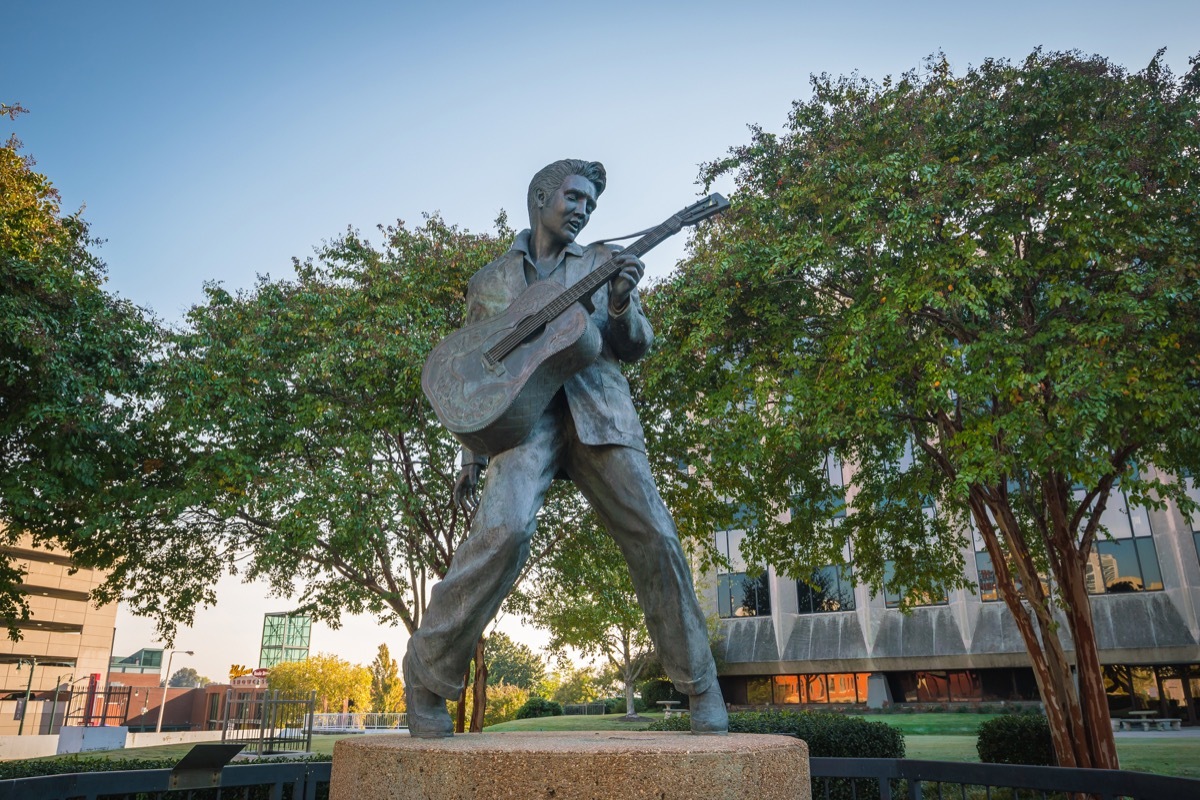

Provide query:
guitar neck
left=542, top=217, right=683, bottom=319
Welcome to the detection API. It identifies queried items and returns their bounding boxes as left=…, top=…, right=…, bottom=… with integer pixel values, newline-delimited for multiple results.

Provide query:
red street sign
left=252, top=668, right=269, bottom=678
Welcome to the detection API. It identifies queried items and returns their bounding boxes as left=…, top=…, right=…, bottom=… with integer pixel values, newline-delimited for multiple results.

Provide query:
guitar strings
left=484, top=219, right=677, bottom=362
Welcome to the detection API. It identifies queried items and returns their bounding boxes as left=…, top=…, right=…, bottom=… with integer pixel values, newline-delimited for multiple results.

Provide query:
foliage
left=549, top=665, right=603, bottom=706
left=977, top=713, right=1055, bottom=765
left=484, top=631, right=546, bottom=692
left=168, top=667, right=209, bottom=688
left=0, top=117, right=158, bottom=637
left=515, top=696, right=564, bottom=719
left=645, top=48, right=1200, bottom=770
left=368, top=643, right=404, bottom=713
left=455, top=681, right=529, bottom=727
left=650, top=708, right=904, bottom=757
left=266, top=652, right=370, bottom=713
left=514, top=515, right=654, bottom=716
left=0, top=754, right=331, bottom=780
left=639, top=678, right=687, bottom=709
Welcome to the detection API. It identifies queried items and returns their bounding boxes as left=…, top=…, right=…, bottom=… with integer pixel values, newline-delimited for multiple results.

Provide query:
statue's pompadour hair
left=527, top=159, right=606, bottom=226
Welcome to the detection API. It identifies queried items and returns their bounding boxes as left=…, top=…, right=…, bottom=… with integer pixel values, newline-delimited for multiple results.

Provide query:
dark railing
left=810, top=758, right=1200, bottom=800
left=4, top=756, right=1199, bottom=800
left=222, top=689, right=317, bottom=755
left=0, top=760, right=333, bottom=800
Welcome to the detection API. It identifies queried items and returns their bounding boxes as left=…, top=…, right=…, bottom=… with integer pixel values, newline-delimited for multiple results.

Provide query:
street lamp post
left=155, top=649, right=194, bottom=734
left=48, top=672, right=71, bottom=736
left=15, top=657, right=38, bottom=735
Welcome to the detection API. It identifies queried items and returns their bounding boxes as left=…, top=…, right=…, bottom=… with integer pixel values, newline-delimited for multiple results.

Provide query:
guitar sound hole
left=519, top=323, right=547, bottom=347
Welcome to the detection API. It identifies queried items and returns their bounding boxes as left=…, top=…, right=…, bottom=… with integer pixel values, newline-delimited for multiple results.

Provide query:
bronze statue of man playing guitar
left=405, top=159, right=728, bottom=737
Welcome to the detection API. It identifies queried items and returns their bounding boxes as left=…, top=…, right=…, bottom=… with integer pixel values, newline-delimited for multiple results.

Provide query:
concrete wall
left=126, top=729, right=225, bottom=748
left=56, top=725, right=127, bottom=754
left=0, top=734, right=60, bottom=761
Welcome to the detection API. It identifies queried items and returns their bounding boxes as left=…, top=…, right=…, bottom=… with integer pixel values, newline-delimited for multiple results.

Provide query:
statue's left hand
left=609, top=252, right=645, bottom=313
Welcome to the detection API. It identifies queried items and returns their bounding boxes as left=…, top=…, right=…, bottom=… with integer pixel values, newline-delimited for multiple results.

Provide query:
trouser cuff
left=406, top=644, right=464, bottom=700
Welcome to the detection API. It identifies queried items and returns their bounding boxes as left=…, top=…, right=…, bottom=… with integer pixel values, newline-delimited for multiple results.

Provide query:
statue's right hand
left=453, top=464, right=483, bottom=514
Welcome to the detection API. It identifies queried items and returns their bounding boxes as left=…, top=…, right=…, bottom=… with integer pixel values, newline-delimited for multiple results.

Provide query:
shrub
left=603, top=695, right=648, bottom=714
left=639, top=679, right=687, bottom=710
left=648, top=709, right=903, bottom=800
left=0, top=754, right=331, bottom=780
left=515, top=696, right=563, bottom=719
left=977, top=712, right=1055, bottom=765
left=482, top=683, right=530, bottom=727
left=649, top=709, right=903, bottom=758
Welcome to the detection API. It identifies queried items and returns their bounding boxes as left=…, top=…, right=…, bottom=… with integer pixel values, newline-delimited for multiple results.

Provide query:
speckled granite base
left=330, top=731, right=810, bottom=800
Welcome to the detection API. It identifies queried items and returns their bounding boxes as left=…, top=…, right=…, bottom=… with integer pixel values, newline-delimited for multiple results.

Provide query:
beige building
left=0, top=528, right=117, bottom=735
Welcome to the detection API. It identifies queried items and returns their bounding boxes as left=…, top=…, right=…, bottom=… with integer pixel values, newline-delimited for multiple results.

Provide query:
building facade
left=0, top=529, right=117, bottom=734
left=704, top=469, right=1200, bottom=720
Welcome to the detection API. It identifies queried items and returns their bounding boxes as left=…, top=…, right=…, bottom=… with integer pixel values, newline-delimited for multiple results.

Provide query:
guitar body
left=421, top=279, right=602, bottom=456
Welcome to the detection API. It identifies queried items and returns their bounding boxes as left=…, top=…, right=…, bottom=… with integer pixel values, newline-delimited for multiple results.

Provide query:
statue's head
left=527, top=159, right=607, bottom=231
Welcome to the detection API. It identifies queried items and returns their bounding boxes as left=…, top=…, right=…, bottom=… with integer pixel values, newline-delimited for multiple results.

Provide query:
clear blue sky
left=5, top=0, right=1196, bottom=681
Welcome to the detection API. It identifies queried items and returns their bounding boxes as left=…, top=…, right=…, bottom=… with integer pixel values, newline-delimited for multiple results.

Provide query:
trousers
left=405, top=394, right=717, bottom=700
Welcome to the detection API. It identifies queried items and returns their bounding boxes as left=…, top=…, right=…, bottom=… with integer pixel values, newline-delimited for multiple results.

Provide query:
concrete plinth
left=330, top=731, right=810, bottom=800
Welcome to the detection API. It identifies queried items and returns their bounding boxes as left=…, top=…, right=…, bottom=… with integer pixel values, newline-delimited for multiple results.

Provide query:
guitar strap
left=589, top=224, right=659, bottom=246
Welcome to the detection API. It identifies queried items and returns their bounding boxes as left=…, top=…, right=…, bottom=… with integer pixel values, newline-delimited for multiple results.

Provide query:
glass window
left=827, top=673, right=859, bottom=703
left=746, top=677, right=772, bottom=705
left=717, top=571, right=771, bottom=618
left=715, top=530, right=771, bottom=618
left=803, top=674, right=828, bottom=703
left=1080, top=488, right=1164, bottom=595
left=884, top=559, right=947, bottom=608
left=773, top=675, right=800, bottom=705
left=974, top=549, right=999, bottom=602
left=798, top=563, right=856, bottom=612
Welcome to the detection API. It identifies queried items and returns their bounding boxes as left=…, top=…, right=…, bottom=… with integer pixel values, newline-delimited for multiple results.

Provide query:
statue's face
left=537, top=174, right=597, bottom=245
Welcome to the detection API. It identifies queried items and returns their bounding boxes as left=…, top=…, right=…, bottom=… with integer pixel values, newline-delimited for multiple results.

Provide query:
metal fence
left=311, top=712, right=408, bottom=732
left=4, top=755, right=1199, bottom=800
left=221, top=689, right=316, bottom=755
left=809, top=757, right=1200, bottom=800
left=0, top=760, right=333, bottom=800
left=562, top=702, right=608, bottom=715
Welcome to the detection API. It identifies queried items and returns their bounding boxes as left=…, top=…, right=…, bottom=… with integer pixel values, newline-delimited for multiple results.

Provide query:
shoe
left=689, top=687, right=729, bottom=735
left=403, top=654, right=453, bottom=738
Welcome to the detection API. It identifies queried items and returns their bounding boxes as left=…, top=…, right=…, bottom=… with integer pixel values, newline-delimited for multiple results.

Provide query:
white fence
left=311, top=712, right=407, bottom=732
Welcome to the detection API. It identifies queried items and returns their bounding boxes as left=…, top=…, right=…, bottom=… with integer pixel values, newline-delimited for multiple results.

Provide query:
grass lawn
left=26, top=714, right=1200, bottom=781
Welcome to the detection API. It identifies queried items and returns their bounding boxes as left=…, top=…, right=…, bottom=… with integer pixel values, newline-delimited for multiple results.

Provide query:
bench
left=1117, top=718, right=1181, bottom=731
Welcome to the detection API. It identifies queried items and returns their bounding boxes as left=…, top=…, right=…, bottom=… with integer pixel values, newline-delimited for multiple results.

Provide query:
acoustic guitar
left=421, top=193, right=730, bottom=456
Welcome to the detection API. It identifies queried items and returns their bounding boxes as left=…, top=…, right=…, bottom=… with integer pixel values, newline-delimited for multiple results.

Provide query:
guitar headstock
left=677, top=193, right=730, bottom=227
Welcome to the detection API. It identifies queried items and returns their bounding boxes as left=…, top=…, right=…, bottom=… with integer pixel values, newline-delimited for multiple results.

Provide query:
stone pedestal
left=330, top=731, right=810, bottom=800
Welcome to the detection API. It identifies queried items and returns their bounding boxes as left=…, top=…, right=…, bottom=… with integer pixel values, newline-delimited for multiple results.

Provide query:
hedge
left=515, top=696, right=563, bottom=719
left=976, top=712, right=1055, bottom=766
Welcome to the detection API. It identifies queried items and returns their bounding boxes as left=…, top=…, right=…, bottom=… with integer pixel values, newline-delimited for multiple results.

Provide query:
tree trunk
left=454, top=680, right=468, bottom=734
left=972, top=494, right=1117, bottom=770
left=470, top=636, right=487, bottom=733
left=1060, top=568, right=1120, bottom=769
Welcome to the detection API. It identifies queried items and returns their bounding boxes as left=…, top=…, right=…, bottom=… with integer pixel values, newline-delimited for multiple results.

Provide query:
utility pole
left=16, top=657, right=38, bottom=735
left=48, top=673, right=71, bottom=736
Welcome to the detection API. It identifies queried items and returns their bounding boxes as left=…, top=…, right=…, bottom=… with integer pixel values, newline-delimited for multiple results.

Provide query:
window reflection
left=884, top=559, right=948, bottom=608
left=1079, top=488, right=1163, bottom=595
left=717, top=571, right=772, bottom=618
left=798, top=563, right=856, bottom=613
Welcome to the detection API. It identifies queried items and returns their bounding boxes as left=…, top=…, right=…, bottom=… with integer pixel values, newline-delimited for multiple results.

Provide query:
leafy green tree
left=267, top=652, right=370, bottom=713
left=1, top=109, right=157, bottom=637
left=168, top=667, right=210, bottom=688
left=644, top=50, right=1200, bottom=770
left=518, top=517, right=654, bottom=717
left=100, top=213, right=589, bottom=732
left=368, top=643, right=404, bottom=713
left=549, top=665, right=603, bottom=707
left=484, top=632, right=546, bottom=693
